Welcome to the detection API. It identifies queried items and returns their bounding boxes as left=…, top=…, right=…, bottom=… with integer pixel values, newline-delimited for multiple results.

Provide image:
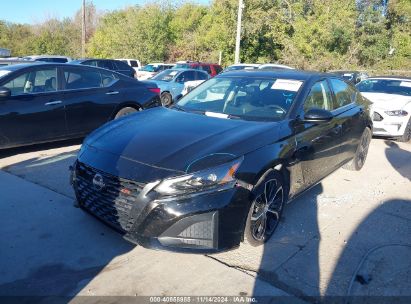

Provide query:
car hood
left=82, top=107, right=280, bottom=175
left=360, top=92, right=411, bottom=110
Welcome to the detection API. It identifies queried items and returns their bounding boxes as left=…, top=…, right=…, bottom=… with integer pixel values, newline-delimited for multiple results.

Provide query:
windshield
left=141, top=65, right=159, bottom=72
left=151, top=69, right=179, bottom=82
left=357, top=79, right=411, bottom=97
left=176, top=77, right=303, bottom=121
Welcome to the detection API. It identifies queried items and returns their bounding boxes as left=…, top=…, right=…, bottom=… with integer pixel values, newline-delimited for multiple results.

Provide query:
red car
left=175, top=61, right=223, bottom=77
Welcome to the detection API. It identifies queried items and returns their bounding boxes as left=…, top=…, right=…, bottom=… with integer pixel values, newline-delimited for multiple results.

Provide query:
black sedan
left=0, top=63, right=161, bottom=149
left=72, top=70, right=372, bottom=252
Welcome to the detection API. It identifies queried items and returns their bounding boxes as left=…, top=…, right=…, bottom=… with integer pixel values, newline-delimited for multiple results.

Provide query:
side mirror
left=303, top=108, right=333, bottom=123
left=0, top=87, right=11, bottom=99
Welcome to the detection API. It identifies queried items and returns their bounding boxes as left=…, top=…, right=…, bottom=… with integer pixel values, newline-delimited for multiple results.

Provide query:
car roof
left=170, top=68, right=208, bottom=73
left=0, top=62, right=43, bottom=71
left=366, top=76, right=411, bottom=81
left=218, top=69, right=331, bottom=81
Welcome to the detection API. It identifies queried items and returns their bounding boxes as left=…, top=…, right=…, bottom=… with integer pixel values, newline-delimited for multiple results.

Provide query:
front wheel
left=244, top=170, right=285, bottom=247
left=343, top=127, right=372, bottom=171
left=398, top=117, right=411, bottom=142
left=114, top=106, right=138, bottom=119
left=161, top=92, right=173, bottom=107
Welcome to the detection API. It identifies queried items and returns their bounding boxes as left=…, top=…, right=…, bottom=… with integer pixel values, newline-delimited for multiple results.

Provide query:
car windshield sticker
left=169, top=71, right=178, bottom=76
left=0, top=70, right=11, bottom=78
left=271, top=79, right=303, bottom=92
left=400, top=81, right=411, bottom=88
left=205, top=112, right=229, bottom=119
left=344, top=73, right=353, bottom=77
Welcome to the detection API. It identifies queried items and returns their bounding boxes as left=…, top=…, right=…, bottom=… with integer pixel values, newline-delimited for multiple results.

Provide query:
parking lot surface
left=0, top=138, right=410, bottom=300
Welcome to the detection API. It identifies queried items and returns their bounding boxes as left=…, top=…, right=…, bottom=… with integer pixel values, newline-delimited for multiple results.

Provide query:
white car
left=258, top=63, right=295, bottom=70
left=222, top=63, right=260, bottom=73
left=116, top=58, right=141, bottom=72
left=357, top=77, right=411, bottom=142
left=137, top=63, right=175, bottom=80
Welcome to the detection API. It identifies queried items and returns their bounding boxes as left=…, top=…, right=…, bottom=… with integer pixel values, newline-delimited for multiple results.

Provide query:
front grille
left=373, top=111, right=383, bottom=121
left=75, top=162, right=145, bottom=232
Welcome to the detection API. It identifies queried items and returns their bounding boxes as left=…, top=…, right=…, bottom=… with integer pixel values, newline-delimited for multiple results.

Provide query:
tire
left=114, top=106, right=138, bottom=119
left=343, top=127, right=372, bottom=171
left=161, top=92, right=172, bottom=107
left=244, top=169, right=285, bottom=247
left=397, top=117, right=411, bottom=143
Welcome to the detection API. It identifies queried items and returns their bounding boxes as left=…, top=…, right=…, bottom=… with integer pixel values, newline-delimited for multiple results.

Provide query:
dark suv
left=174, top=61, right=223, bottom=77
left=71, top=59, right=136, bottom=78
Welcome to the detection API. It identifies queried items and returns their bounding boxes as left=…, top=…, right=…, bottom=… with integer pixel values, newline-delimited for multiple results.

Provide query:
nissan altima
left=72, top=70, right=372, bottom=252
left=0, top=63, right=161, bottom=149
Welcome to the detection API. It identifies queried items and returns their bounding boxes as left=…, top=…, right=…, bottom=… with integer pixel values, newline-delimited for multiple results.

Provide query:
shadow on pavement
left=384, top=140, right=411, bottom=181
left=0, top=141, right=135, bottom=298
left=325, top=198, right=411, bottom=303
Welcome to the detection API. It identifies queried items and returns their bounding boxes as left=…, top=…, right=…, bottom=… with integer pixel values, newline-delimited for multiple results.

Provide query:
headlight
left=154, top=157, right=243, bottom=197
left=385, top=110, right=408, bottom=116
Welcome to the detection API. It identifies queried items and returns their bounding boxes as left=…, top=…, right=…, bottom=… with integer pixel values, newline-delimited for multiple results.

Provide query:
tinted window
left=63, top=68, right=102, bottom=90
left=114, top=60, right=132, bottom=70
left=356, top=79, right=411, bottom=97
left=202, top=65, right=212, bottom=74
left=101, top=71, right=118, bottom=87
left=214, top=65, right=223, bottom=74
left=304, top=80, right=333, bottom=111
left=98, top=60, right=114, bottom=70
left=50, top=58, right=68, bottom=63
left=176, top=71, right=196, bottom=83
left=130, top=60, right=138, bottom=67
left=330, top=78, right=354, bottom=108
left=3, top=68, right=57, bottom=95
left=196, top=71, right=208, bottom=80
left=178, top=77, right=302, bottom=121
left=84, top=60, right=98, bottom=67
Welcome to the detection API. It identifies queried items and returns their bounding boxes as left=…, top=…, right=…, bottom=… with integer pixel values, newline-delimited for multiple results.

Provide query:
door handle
left=106, top=91, right=119, bottom=95
left=45, top=100, right=63, bottom=106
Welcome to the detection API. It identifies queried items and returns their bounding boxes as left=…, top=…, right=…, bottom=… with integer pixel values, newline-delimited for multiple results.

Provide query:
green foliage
left=0, top=0, right=409, bottom=71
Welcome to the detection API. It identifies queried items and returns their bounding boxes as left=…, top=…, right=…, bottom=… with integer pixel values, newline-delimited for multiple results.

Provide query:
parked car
left=174, top=61, right=223, bottom=77
left=23, top=55, right=72, bottom=63
left=221, top=64, right=260, bottom=73
left=71, top=59, right=136, bottom=78
left=137, top=63, right=175, bottom=80
left=0, top=63, right=161, bottom=149
left=330, top=70, right=369, bottom=85
left=146, top=68, right=210, bottom=106
left=357, top=76, right=411, bottom=142
left=258, top=63, right=295, bottom=70
left=116, top=58, right=142, bottom=72
left=72, top=69, right=372, bottom=253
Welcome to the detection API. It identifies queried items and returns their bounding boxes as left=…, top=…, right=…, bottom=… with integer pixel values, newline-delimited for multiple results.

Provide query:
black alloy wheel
left=245, top=170, right=285, bottom=246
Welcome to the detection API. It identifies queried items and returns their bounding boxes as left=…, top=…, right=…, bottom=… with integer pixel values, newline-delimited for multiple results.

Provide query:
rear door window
left=63, top=67, right=102, bottom=90
left=130, top=60, right=138, bottom=67
left=202, top=65, right=212, bottom=74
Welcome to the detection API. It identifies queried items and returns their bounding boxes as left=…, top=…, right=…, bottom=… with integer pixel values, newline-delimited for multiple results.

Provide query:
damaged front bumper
left=71, top=160, right=252, bottom=253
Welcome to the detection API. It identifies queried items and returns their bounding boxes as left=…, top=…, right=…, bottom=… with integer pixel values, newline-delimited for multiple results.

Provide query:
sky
left=0, top=0, right=210, bottom=24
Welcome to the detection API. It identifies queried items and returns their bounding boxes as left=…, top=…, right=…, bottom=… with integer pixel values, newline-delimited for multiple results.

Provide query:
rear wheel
left=114, top=106, right=138, bottom=119
left=398, top=117, right=411, bottom=142
left=244, top=170, right=285, bottom=247
left=161, top=92, right=172, bottom=107
left=343, top=127, right=372, bottom=171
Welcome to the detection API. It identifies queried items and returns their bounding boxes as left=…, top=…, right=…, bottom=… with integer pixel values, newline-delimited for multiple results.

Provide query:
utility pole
left=234, top=0, right=244, bottom=64
left=81, top=0, right=86, bottom=58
